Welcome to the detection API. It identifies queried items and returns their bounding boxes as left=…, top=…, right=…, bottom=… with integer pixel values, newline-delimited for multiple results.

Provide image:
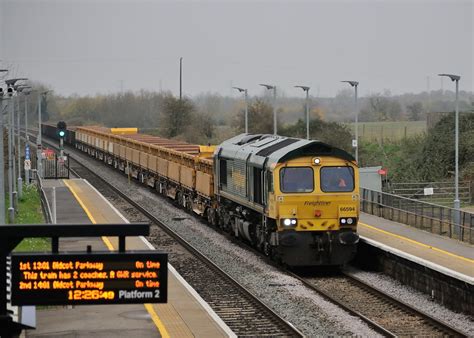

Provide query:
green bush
left=359, top=113, right=474, bottom=183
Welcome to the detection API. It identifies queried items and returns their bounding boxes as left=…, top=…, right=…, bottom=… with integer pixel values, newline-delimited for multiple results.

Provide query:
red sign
left=378, top=168, right=387, bottom=175
left=42, top=149, right=55, bottom=160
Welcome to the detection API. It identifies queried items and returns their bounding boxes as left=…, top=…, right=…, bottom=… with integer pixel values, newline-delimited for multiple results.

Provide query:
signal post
left=57, top=121, right=67, bottom=157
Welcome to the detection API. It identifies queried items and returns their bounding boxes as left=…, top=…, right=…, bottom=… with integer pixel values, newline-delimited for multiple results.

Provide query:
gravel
left=66, top=148, right=379, bottom=336
left=345, top=267, right=474, bottom=336
left=103, top=173, right=378, bottom=336
left=65, top=144, right=471, bottom=336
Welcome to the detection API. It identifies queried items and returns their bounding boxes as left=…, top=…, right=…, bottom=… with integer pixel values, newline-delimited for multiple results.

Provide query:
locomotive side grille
left=222, top=159, right=247, bottom=198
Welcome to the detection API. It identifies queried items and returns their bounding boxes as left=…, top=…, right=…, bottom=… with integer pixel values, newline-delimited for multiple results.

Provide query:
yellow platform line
left=63, top=179, right=97, bottom=224
left=63, top=179, right=171, bottom=338
left=359, top=222, right=474, bottom=264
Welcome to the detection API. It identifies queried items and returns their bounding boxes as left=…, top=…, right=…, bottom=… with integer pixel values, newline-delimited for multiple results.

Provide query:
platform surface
left=359, top=212, right=474, bottom=280
left=29, top=178, right=232, bottom=338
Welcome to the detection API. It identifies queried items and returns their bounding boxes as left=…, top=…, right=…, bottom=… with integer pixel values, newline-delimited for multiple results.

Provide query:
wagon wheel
left=175, top=191, right=182, bottom=206
left=186, top=197, right=193, bottom=212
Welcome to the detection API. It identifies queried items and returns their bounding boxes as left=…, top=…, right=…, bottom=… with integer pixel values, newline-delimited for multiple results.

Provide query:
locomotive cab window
left=280, top=167, right=314, bottom=193
left=320, top=166, right=354, bottom=192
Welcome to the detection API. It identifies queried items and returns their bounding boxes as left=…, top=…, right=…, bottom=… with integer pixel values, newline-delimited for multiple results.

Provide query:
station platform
left=358, top=212, right=474, bottom=283
left=30, top=178, right=234, bottom=338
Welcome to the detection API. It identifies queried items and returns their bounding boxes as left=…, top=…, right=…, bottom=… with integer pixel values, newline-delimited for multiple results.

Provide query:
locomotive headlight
left=313, top=157, right=321, bottom=166
left=281, top=218, right=297, bottom=227
left=340, top=218, right=356, bottom=226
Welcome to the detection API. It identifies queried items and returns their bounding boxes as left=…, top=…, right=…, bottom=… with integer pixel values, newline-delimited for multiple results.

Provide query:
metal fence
left=389, top=181, right=472, bottom=204
left=36, top=175, right=53, bottom=224
left=42, top=153, right=70, bottom=179
left=361, top=188, right=474, bottom=244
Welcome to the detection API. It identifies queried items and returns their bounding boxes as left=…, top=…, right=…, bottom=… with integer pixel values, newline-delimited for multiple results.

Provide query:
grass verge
left=7, top=184, right=50, bottom=252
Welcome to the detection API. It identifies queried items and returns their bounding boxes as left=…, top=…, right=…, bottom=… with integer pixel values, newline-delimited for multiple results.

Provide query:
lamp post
left=0, top=69, right=8, bottom=223
left=15, top=86, right=31, bottom=195
left=22, top=89, right=32, bottom=185
left=259, top=84, right=277, bottom=135
left=10, top=81, right=28, bottom=208
left=37, top=90, right=50, bottom=179
left=16, top=90, right=22, bottom=199
left=341, top=81, right=359, bottom=163
left=295, top=86, right=310, bottom=139
left=7, top=86, right=15, bottom=222
left=5, top=79, right=28, bottom=222
left=438, top=73, right=461, bottom=232
left=233, top=87, right=249, bottom=133
left=179, top=57, right=183, bottom=100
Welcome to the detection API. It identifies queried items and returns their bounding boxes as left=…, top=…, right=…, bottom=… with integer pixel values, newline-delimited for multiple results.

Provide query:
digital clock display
left=11, top=251, right=168, bottom=305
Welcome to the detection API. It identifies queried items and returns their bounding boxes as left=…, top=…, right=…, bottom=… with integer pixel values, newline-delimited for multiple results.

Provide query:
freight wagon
left=47, top=125, right=360, bottom=267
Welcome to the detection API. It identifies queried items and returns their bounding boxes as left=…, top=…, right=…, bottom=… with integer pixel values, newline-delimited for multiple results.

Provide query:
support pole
left=0, top=99, right=5, bottom=224
left=305, top=89, right=309, bottom=140
left=244, top=89, right=248, bottom=134
left=17, top=94, right=22, bottom=199
left=24, top=94, right=30, bottom=185
left=37, top=95, right=42, bottom=179
left=12, top=97, right=18, bottom=211
left=179, top=57, right=183, bottom=101
left=52, top=186, right=57, bottom=224
left=8, top=97, right=15, bottom=222
left=454, top=79, right=460, bottom=236
left=273, top=87, right=277, bottom=135
left=354, top=84, right=359, bottom=163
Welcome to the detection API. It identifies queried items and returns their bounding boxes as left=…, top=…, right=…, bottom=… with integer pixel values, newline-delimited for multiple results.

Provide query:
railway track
left=291, top=270, right=466, bottom=337
left=65, top=155, right=302, bottom=337
left=36, top=133, right=467, bottom=337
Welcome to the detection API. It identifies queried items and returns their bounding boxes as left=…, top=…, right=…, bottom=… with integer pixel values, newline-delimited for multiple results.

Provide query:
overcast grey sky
left=1, top=0, right=472, bottom=97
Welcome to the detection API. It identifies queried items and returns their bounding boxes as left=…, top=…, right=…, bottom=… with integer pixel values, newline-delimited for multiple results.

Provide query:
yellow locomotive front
left=215, top=134, right=359, bottom=267
left=268, top=156, right=360, bottom=266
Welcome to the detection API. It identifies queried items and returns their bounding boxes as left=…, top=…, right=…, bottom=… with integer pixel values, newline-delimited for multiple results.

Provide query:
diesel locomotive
left=214, top=134, right=359, bottom=266
left=43, top=124, right=360, bottom=267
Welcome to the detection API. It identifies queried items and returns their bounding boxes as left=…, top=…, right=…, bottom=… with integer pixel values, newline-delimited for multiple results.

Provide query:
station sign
left=25, top=144, right=30, bottom=160
left=11, top=251, right=168, bottom=306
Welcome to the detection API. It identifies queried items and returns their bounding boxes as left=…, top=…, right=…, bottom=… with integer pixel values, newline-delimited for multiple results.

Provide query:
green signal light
left=59, top=131, right=65, bottom=137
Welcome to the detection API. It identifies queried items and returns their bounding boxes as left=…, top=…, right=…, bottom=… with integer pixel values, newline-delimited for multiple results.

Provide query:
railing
left=36, top=173, right=53, bottom=224
left=389, top=181, right=472, bottom=204
left=361, top=188, right=474, bottom=244
left=42, top=153, right=70, bottom=179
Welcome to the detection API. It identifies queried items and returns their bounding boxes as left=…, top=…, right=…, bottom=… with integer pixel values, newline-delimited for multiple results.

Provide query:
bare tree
left=406, top=102, right=423, bottom=121
left=234, top=98, right=275, bottom=134
left=160, top=95, right=194, bottom=138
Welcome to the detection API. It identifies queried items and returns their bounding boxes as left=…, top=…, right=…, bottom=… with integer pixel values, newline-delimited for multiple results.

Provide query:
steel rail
left=287, top=270, right=466, bottom=337
left=35, top=133, right=303, bottom=337
left=344, top=272, right=466, bottom=336
left=33, top=131, right=466, bottom=337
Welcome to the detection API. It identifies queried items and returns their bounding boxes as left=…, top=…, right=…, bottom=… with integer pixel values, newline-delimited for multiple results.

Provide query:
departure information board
left=11, top=252, right=168, bottom=306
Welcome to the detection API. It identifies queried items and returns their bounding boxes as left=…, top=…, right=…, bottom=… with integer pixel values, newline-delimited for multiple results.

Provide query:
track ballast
left=68, top=159, right=302, bottom=337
